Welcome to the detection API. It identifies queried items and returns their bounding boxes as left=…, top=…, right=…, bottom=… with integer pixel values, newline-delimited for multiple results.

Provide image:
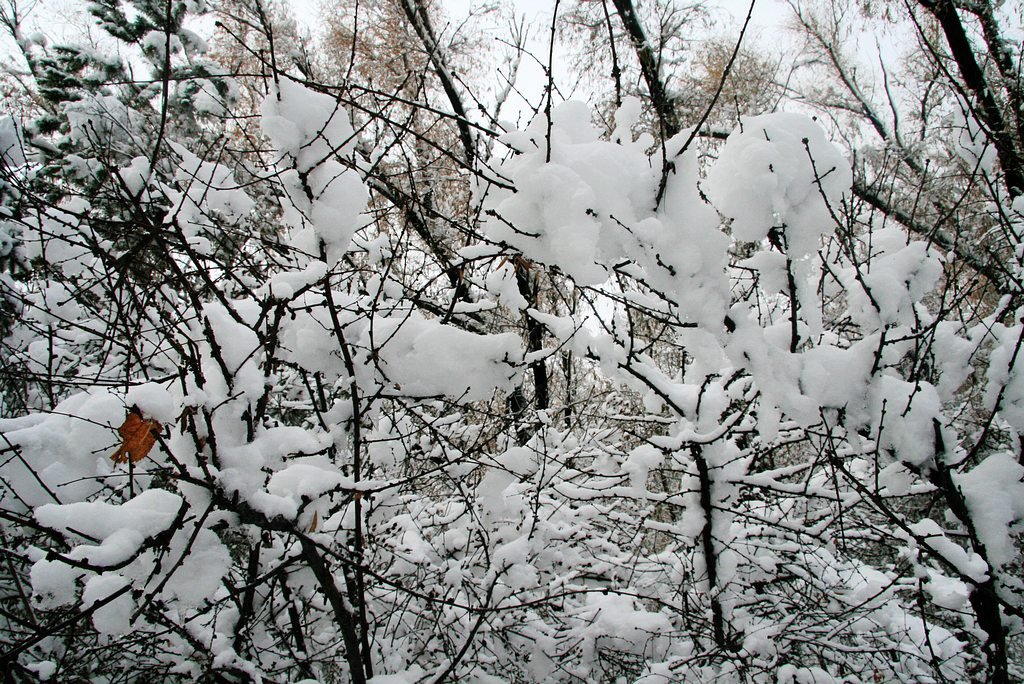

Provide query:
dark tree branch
left=398, top=0, right=476, bottom=165
left=917, top=0, right=1024, bottom=197
left=610, top=0, right=679, bottom=139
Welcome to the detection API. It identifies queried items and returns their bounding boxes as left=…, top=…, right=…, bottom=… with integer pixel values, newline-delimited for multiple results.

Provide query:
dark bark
left=398, top=0, right=476, bottom=165
left=693, top=444, right=727, bottom=651
left=509, top=261, right=549, bottom=445
left=931, top=419, right=1009, bottom=684
left=298, top=538, right=370, bottom=684
left=609, top=0, right=679, bottom=139
left=851, top=179, right=1014, bottom=289
left=918, top=0, right=1024, bottom=197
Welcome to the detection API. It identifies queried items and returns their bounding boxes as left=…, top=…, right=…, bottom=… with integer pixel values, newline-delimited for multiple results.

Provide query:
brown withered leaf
left=111, top=411, right=162, bottom=464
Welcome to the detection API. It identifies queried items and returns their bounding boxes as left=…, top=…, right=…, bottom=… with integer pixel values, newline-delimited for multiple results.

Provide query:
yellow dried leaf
left=111, top=412, right=162, bottom=464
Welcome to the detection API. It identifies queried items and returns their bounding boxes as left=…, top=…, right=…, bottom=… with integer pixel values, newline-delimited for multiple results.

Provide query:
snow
left=956, top=452, right=1024, bottom=570
left=261, top=78, right=369, bottom=264
left=30, top=556, right=81, bottom=609
left=920, top=569, right=971, bottom=611
left=192, top=78, right=230, bottom=116
left=579, top=592, right=673, bottom=657
left=908, top=519, right=989, bottom=583
left=140, top=30, right=183, bottom=61
left=485, top=260, right=529, bottom=310
left=119, top=156, right=150, bottom=195
left=5, top=14, right=1021, bottom=681
left=484, top=100, right=658, bottom=286
left=985, top=321, right=1024, bottom=433
left=125, top=382, right=180, bottom=424
left=0, top=115, right=26, bottom=168
left=367, top=667, right=426, bottom=684
left=35, top=489, right=182, bottom=540
left=19, top=199, right=95, bottom=278
left=167, top=142, right=254, bottom=237
left=954, top=108, right=998, bottom=173
left=160, top=529, right=231, bottom=607
left=1, top=391, right=126, bottom=508
left=370, top=312, right=523, bottom=402
left=266, top=462, right=353, bottom=501
left=846, top=230, right=943, bottom=329
left=30, top=490, right=183, bottom=614
left=621, top=443, right=663, bottom=491
left=25, top=661, right=57, bottom=681
left=217, top=425, right=326, bottom=515
left=200, top=300, right=264, bottom=399
left=777, top=664, right=838, bottom=684
left=260, top=260, right=329, bottom=300
left=82, top=573, right=132, bottom=634
left=705, top=112, right=851, bottom=256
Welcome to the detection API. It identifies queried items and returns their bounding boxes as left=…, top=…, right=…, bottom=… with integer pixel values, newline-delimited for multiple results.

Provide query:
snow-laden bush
left=1, top=0, right=1022, bottom=682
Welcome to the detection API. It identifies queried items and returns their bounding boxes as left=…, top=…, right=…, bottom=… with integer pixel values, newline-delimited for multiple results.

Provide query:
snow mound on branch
left=30, top=490, right=182, bottom=608
left=485, top=100, right=657, bottom=285
left=82, top=573, right=132, bottom=634
left=217, top=425, right=326, bottom=518
left=579, top=593, right=673, bottom=660
left=125, top=382, right=180, bottom=424
left=32, top=490, right=230, bottom=616
left=0, top=391, right=124, bottom=508
left=262, top=78, right=356, bottom=170
left=956, top=452, right=1024, bottom=570
left=844, top=227, right=943, bottom=329
left=261, top=78, right=368, bottom=263
left=482, top=99, right=728, bottom=327
left=706, top=112, right=851, bottom=256
left=35, top=488, right=181, bottom=539
left=371, top=312, right=523, bottom=402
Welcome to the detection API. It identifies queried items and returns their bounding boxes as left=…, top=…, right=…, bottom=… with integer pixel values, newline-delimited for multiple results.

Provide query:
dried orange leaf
left=111, top=412, right=162, bottom=464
